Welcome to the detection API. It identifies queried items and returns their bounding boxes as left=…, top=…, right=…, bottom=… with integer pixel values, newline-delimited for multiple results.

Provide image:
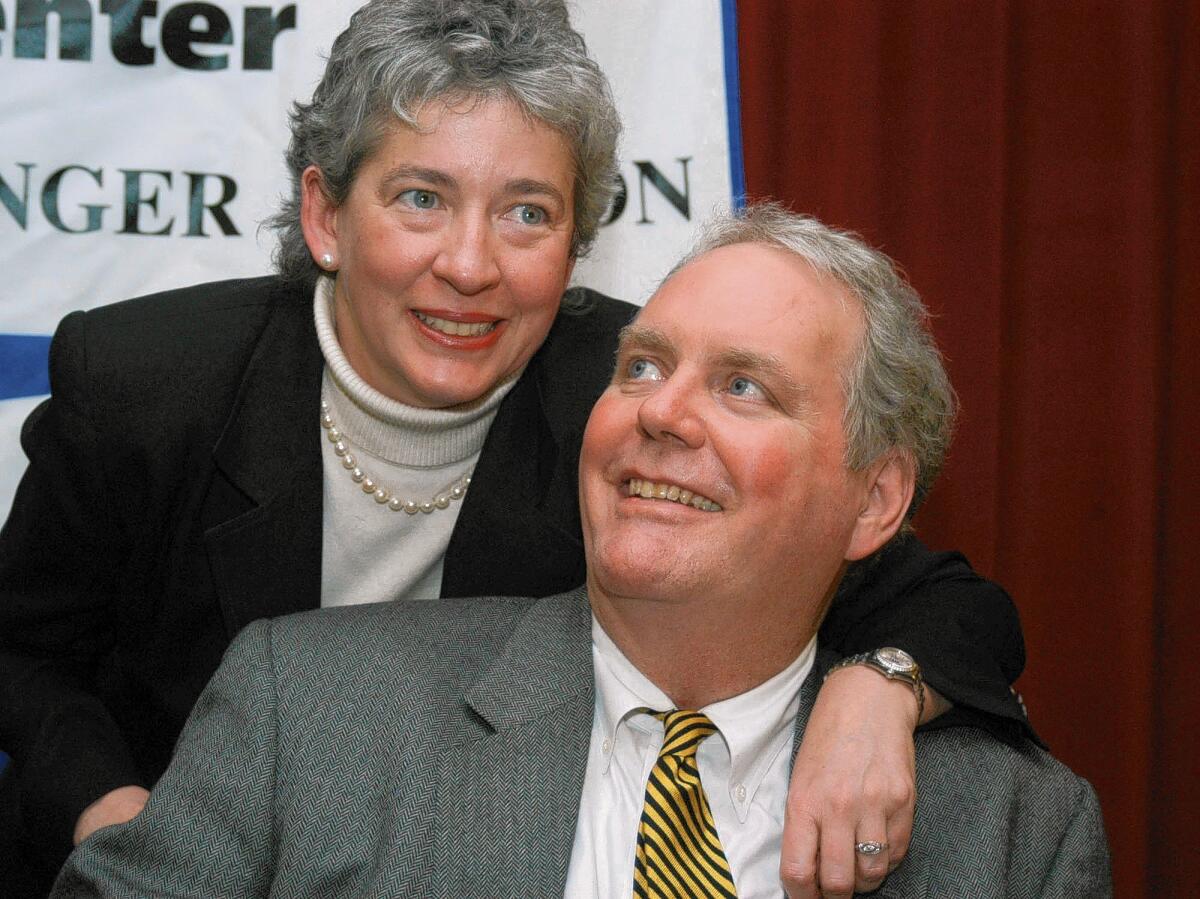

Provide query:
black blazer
left=0, top=276, right=1027, bottom=878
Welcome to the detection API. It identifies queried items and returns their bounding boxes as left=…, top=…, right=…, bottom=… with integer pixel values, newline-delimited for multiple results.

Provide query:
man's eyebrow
left=616, top=324, right=675, bottom=356
left=712, top=347, right=810, bottom=399
left=618, top=325, right=809, bottom=399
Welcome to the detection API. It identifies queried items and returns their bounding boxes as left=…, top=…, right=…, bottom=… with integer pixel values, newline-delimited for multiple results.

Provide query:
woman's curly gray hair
left=666, top=203, right=958, bottom=515
left=267, top=0, right=621, bottom=291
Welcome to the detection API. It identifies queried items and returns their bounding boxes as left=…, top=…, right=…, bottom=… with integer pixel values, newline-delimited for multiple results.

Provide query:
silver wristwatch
left=825, top=647, right=925, bottom=723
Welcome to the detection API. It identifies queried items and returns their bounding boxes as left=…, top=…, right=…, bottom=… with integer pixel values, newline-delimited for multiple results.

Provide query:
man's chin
left=586, top=552, right=695, bottom=606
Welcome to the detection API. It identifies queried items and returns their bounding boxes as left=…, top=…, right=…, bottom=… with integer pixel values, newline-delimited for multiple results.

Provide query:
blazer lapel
left=432, top=589, right=595, bottom=897
left=204, top=286, right=325, bottom=638
left=442, top=366, right=586, bottom=599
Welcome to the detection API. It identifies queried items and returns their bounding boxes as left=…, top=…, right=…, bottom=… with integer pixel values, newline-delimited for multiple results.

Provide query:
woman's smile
left=410, top=309, right=505, bottom=349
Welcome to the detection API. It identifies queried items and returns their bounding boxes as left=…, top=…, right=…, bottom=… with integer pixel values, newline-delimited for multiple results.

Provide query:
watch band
left=824, top=648, right=925, bottom=724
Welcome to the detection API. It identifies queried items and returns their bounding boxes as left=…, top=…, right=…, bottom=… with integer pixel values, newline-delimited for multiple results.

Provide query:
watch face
left=876, top=647, right=916, bottom=674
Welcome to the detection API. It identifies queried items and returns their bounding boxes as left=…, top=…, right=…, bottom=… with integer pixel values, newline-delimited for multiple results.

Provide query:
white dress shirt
left=564, top=617, right=816, bottom=898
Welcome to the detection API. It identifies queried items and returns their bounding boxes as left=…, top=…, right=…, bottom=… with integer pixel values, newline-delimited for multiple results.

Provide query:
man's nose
left=636, top=375, right=706, bottom=448
left=431, top=215, right=502, bottom=295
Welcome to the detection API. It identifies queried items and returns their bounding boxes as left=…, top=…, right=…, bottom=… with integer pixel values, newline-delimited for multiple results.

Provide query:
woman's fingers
left=852, top=815, right=891, bottom=894
left=779, top=810, right=821, bottom=899
left=781, top=664, right=920, bottom=897
left=817, top=817, right=858, bottom=899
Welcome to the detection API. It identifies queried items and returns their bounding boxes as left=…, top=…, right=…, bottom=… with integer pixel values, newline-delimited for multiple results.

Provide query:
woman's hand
left=73, top=785, right=150, bottom=845
left=780, top=665, right=945, bottom=898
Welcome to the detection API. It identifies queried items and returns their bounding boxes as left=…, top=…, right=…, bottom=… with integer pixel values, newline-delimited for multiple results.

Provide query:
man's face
left=579, top=242, right=877, bottom=621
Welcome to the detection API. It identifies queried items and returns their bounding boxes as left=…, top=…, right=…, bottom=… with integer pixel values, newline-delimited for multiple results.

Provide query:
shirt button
left=602, top=738, right=613, bottom=754
left=735, top=783, right=747, bottom=803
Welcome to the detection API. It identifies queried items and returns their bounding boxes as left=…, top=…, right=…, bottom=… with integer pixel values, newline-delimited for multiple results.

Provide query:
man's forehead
left=632, top=244, right=861, bottom=363
left=649, top=241, right=854, bottom=313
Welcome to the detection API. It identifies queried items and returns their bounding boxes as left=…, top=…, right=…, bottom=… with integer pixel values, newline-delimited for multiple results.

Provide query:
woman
left=0, top=1, right=1028, bottom=896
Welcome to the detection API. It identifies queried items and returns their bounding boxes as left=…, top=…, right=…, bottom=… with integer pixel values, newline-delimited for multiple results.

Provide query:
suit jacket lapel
left=204, top=285, right=325, bottom=638
left=433, top=588, right=594, bottom=897
left=442, top=364, right=586, bottom=599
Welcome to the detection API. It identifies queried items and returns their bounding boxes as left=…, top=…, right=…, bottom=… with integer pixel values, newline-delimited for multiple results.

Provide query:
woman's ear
left=845, top=450, right=917, bottom=561
left=299, top=166, right=339, bottom=268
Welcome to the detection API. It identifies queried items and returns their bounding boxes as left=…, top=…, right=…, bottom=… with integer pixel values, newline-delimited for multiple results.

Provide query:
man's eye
left=509, top=204, right=548, bottom=226
left=728, top=375, right=766, bottom=400
left=398, top=189, right=439, bottom=209
left=628, top=358, right=664, bottom=381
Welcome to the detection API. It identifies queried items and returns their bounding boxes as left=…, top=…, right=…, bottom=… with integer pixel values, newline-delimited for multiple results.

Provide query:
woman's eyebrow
left=504, top=178, right=567, bottom=207
left=380, top=165, right=456, bottom=189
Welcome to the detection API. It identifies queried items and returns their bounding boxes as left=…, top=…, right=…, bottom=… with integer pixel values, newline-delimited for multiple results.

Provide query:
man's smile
left=625, top=477, right=722, bottom=512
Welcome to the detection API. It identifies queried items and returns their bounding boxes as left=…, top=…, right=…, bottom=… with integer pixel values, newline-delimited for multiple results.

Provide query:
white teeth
left=414, top=311, right=496, bottom=337
left=626, top=478, right=721, bottom=512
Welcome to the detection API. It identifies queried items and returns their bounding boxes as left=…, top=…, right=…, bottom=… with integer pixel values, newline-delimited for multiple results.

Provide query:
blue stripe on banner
left=0, top=334, right=52, bottom=401
left=720, top=0, right=747, bottom=207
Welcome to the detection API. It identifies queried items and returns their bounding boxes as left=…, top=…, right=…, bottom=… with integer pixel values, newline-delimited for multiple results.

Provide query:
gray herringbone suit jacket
left=54, top=589, right=1111, bottom=898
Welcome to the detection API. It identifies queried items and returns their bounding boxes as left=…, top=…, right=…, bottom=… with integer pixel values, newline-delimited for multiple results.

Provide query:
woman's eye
left=728, top=375, right=766, bottom=400
left=398, top=189, right=439, bottom=210
left=509, top=204, right=548, bottom=226
left=628, top=358, right=664, bottom=381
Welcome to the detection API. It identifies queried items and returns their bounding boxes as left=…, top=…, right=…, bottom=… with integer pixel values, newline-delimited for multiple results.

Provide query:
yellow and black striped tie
left=633, top=710, right=738, bottom=898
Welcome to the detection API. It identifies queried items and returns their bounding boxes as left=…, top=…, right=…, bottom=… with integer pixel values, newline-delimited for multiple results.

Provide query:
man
left=54, top=205, right=1110, bottom=898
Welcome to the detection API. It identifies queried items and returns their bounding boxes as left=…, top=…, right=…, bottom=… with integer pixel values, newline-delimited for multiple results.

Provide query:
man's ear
left=846, top=450, right=916, bottom=561
left=299, top=166, right=339, bottom=266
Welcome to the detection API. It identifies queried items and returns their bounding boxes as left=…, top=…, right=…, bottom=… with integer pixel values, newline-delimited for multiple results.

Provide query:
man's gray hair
left=267, top=0, right=621, bottom=290
left=671, top=203, right=957, bottom=513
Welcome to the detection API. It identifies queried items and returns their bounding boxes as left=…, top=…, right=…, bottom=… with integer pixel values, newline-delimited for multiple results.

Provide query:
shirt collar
left=591, top=616, right=672, bottom=774
left=590, top=614, right=815, bottom=808
left=704, top=639, right=814, bottom=819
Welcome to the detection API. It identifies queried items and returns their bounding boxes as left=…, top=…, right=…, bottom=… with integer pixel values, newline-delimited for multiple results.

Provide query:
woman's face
left=302, top=96, right=577, bottom=408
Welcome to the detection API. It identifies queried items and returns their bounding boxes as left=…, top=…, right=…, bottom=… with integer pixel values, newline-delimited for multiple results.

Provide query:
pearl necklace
left=320, top=400, right=472, bottom=514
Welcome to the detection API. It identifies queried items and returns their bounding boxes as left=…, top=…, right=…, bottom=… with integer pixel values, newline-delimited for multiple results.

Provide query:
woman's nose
left=431, top=216, right=502, bottom=295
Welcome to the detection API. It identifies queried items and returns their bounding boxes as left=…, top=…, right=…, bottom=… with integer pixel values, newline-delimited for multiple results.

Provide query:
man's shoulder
left=892, top=726, right=1110, bottom=896
left=916, top=725, right=1097, bottom=807
left=269, top=594, right=543, bottom=667
left=231, top=591, right=589, bottom=738
left=256, top=594, right=557, bottom=694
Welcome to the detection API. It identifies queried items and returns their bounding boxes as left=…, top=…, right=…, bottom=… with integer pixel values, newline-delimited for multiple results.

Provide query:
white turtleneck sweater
left=313, top=279, right=519, bottom=607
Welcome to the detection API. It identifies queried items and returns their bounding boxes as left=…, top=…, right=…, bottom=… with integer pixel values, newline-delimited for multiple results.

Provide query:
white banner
left=0, top=0, right=743, bottom=515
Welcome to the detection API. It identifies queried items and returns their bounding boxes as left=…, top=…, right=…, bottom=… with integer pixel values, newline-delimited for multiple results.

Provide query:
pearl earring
left=320, top=253, right=334, bottom=269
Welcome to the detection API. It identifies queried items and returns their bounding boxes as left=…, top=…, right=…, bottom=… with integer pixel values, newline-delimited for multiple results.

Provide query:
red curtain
left=736, top=2, right=1198, bottom=895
